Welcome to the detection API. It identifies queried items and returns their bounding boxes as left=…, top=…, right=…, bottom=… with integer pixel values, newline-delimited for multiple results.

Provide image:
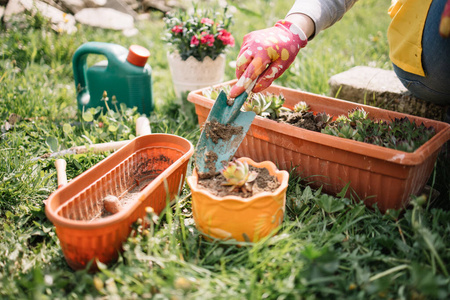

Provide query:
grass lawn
left=1, top=0, right=449, bottom=298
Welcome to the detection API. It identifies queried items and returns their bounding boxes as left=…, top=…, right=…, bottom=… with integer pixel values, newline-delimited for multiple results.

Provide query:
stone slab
left=328, top=66, right=447, bottom=121
left=75, top=7, right=134, bottom=30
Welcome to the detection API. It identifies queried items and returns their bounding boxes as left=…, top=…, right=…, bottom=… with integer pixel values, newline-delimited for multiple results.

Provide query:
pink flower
left=190, top=35, right=199, bottom=46
left=171, top=25, right=183, bottom=34
left=200, top=32, right=215, bottom=47
left=217, top=29, right=235, bottom=46
left=201, top=18, right=214, bottom=25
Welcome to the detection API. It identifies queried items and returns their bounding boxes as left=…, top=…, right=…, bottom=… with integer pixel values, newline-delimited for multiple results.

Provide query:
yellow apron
left=387, top=0, right=433, bottom=76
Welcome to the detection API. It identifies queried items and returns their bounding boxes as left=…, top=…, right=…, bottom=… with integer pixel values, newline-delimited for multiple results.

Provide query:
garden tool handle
left=136, top=116, right=151, bottom=136
left=72, top=42, right=128, bottom=99
left=66, top=117, right=150, bottom=153
left=55, top=159, right=67, bottom=188
left=37, top=117, right=152, bottom=160
left=230, top=77, right=257, bottom=105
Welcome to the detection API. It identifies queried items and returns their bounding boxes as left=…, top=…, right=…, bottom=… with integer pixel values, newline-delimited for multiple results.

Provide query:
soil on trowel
left=197, top=151, right=219, bottom=179
left=197, top=120, right=244, bottom=179
left=204, top=119, right=243, bottom=144
left=198, top=165, right=280, bottom=198
left=278, top=111, right=325, bottom=132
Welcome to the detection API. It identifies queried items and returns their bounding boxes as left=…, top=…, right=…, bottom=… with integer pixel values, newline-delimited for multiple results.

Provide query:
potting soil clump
left=197, top=119, right=244, bottom=179
left=204, top=119, right=243, bottom=144
left=198, top=165, right=280, bottom=198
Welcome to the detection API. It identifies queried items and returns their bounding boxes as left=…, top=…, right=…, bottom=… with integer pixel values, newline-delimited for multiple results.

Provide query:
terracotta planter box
left=45, top=134, right=194, bottom=270
left=187, top=80, right=450, bottom=212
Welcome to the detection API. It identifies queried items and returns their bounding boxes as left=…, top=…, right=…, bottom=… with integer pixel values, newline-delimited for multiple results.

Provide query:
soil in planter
left=198, top=119, right=244, bottom=179
left=98, top=176, right=157, bottom=219
left=198, top=165, right=280, bottom=198
left=86, top=154, right=174, bottom=221
left=278, top=111, right=324, bottom=132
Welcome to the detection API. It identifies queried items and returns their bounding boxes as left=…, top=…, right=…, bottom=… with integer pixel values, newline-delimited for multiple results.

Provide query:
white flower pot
left=167, top=52, right=226, bottom=99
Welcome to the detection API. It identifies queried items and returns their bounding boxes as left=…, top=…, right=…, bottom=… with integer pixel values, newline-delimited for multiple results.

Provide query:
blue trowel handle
left=224, top=79, right=257, bottom=122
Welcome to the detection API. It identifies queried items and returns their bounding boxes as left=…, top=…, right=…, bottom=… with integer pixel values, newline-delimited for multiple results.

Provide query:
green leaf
left=45, top=136, right=59, bottom=152
left=62, top=123, right=72, bottom=135
left=108, top=124, right=118, bottom=132
left=83, top=110, right=93, bottom=122
left=317, top=194, right=345, bottom=213
left=336, top=182, right=351, bottom=198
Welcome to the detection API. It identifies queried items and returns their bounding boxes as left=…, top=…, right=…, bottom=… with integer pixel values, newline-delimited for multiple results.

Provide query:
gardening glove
left=229, top=20, right=307, bottom=98
left=439, top=0, right=450, bottom=37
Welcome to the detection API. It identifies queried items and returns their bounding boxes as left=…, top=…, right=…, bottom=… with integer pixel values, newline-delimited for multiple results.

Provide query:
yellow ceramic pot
left=187, top=157, right=289, bottom=242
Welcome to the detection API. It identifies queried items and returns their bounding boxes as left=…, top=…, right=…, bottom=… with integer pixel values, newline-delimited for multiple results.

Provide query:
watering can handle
left=72, top=42, right=128, bottom=99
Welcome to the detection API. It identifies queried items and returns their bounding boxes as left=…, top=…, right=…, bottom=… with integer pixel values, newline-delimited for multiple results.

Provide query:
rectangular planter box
left=45, top=134, right=194, bottom=270
left=187, top=80, right=450, bottom=212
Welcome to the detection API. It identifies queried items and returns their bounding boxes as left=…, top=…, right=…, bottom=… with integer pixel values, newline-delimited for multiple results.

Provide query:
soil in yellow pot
left=187, top=157, right=289, bottom=243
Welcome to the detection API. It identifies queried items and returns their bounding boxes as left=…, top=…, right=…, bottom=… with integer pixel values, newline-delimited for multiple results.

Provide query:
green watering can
left=72, top=42, right=153, bottom=114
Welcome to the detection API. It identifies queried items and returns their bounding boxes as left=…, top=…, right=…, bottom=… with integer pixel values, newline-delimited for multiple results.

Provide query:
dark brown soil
left=277, top=111, right=325, bottom=132
left=204, top=119, right=243, bottom=144
left=198, top=151, right=219, bottom=179
left=198, top=165, right=280, bottom=198
left=197, top=119, right=244, bottom=179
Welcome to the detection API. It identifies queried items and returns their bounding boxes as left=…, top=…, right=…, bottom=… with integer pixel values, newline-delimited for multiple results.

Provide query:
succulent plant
left=314, top=112, right=333, bottom=129
left=265, top=93, right=292, bottom=118
left=347, top=107, right=368, bottom=122
left=383, top=117, right=436, bottom=152
left=242, top=92, right=291, bottom=119
left=322, top=113, right=436, bottom=152
left=202, top=85, right=231, bottom=100
left=335, top=114, right=350, bottom=123
left=221, top=159, right=258, bottom=192
left=242, top=93, right=272, bottom=118
left=322, top=122, right=361, bottom=140
left=293, top=101, right=310, bottom=114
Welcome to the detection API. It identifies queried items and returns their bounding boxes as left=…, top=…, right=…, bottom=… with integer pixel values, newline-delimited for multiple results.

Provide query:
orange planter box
left=45, top=134, right=194, bottom=270
left=187, top=80, right=450, bottom=212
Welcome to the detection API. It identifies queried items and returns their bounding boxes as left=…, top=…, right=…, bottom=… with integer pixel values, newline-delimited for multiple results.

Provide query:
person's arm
left=285, top=13, right=315, bottom=39
left=229, top=0, right=358, bottom=98
left=286, top=0, right=358, bottom=39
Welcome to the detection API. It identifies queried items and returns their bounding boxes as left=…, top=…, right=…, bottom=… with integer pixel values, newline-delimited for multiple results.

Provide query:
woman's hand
left=229, top=20, right=308, bottom=98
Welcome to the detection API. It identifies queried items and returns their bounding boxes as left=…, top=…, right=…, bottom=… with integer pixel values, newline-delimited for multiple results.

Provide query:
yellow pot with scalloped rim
left=187, top=157, right=289, bottom=243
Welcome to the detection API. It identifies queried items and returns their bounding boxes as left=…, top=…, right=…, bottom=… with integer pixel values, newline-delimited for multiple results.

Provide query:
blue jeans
left=393, top=0, right=450, bottom=107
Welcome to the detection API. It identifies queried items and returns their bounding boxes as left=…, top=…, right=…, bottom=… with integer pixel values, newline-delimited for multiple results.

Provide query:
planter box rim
left=188, top=80, right=450, bottom=166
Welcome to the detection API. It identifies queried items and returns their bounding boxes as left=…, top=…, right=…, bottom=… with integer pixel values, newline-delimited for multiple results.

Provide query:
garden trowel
left=195, top=80, right=257, bottom=178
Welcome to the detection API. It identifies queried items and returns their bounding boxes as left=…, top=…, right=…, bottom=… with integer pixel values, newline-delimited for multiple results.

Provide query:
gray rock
left=328, top=66, right=447, bottom=121
left=60, top=0, right=85, bottom=13
left=3, top=0, right=26, bottom=23
left=83, top=0, right=107, bottom=7
left=103, top=0, right=137, bottom=19
left=4, top=0, right=77, bottom=33
left=75, top=7, right=134, bottom=30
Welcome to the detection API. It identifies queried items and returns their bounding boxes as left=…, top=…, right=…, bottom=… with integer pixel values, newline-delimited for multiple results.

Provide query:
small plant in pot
left=163, top=5, right=235, bottom=98
left=187, top=157, right=289, bottom=243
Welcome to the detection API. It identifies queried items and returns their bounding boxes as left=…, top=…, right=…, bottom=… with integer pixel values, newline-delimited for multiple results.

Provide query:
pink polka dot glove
left=229, top=20, right=307, bottom=98
left=440, top=0, right=450, bottom=38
